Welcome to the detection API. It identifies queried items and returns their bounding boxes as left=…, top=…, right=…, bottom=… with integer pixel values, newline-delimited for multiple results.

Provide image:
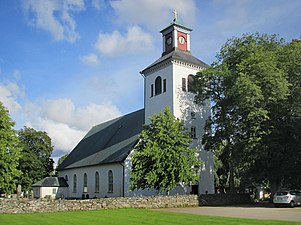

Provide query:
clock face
left=166, top=37, right=172, bottom=45
left=178, top=36, right=185, bottom=44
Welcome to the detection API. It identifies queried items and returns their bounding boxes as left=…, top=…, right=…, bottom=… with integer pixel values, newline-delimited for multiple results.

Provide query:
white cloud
left=95, top=25, right=153, bottom=56
left=110, top=0, right=197, bottom=30
left=22, top=0, right=85, bottom=42
left=0, top=81, right=24, bottom=114
left=91, top=0, right=104, bottom=10
left=24, top=99, right=121, bottom=153
left=40, top=98, right=121, bottom=131
left=80, top=53, right=99, bottom=65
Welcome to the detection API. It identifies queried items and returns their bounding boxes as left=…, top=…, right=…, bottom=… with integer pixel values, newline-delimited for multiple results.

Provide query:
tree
left=130, top=107, right=200, bottom=193
left=193, top=33, right=291, bottom=192
left=18, top=127, right=54, bottom=190
left=0, top=102, right=22, bottom=194
left=58, top=154, right=69, bottom=167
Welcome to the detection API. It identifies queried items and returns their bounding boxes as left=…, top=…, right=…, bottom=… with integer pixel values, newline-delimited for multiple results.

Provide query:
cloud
left=24, top=98, right=122, bottom=152
left=80, top=53, right=99, bottom=65
left=91, top=0, right=104, bottom=10
left=110, top=0, right=197, bottom=30
left=0, top=81, right=24, bottom=114
left=95, top=25, right=153, bottom=56
left=22, top=0, right=85, bottom=43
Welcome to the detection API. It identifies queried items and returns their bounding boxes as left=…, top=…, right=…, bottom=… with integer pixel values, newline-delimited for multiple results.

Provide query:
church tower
left=140, top=11, right=215, bottom=194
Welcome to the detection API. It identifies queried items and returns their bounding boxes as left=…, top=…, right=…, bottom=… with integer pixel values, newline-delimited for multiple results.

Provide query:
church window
left=73, top=174, right=77, bottom=193
left=191, top=126, right=196, bottom=139
left=83, top=173, right=87, bottom=193
left=95, top=172, right=99, bottom=193
left=191, top=111, right=196, bottom=119
left=187, top=75, right=194, bottom=92
left=151, top=84, right=154, bottom=97
left=163, top=79, right=166, bottom=92
left=182, top=78, right=186, bottom=91
left=155, top=76, right=162, bottom=95
left=108, top=170, right=113, bottom=193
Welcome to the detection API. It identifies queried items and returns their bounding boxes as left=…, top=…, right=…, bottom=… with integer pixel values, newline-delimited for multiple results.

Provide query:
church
left=55, top=14, right=215, bottom=199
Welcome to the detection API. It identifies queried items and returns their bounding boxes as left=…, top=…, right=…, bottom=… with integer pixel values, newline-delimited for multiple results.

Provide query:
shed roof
left=57, top=109, right=144, bottom=171
left=32, top=177, right=68, bottom=187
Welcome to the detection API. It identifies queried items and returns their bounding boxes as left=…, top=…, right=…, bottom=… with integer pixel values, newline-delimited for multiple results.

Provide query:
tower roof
left=141, top=49, right=208, bottom=75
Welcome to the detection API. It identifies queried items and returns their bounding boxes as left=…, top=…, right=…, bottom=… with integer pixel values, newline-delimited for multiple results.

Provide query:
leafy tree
left=58, top=154, right=69, bottom=167
left=18, top=127, right=54, bottom=190
left=0, top=102, right=22, bottom=194
left=193, top=33, right=291, bottom=192
left=130, top=107, right=200, bottom=193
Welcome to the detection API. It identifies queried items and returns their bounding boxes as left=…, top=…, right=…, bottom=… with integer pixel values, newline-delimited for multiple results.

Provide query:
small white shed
left=32, top=177, right=69, bottom=199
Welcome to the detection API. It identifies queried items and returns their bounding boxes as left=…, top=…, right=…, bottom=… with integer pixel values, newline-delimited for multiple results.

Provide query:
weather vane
left=173, top=9, right=178, bottom=22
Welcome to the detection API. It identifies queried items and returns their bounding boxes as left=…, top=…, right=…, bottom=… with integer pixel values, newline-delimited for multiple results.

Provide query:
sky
left=0, top=0, right=300, bottom=164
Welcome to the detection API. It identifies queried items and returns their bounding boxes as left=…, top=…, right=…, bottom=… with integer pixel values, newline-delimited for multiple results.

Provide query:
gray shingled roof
left=141, top=49, right=208, bottom=74
left=57, top=109, right=144, bottom=171
left=32, top=177, right=68, bottom=187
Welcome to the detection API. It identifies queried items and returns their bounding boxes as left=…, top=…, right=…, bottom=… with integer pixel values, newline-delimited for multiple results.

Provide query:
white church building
left=56, top=15, right=214, bottom=199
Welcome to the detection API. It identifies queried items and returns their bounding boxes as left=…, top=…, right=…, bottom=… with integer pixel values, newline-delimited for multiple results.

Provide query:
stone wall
left=0, top=194, right=251, bottom=214
left=0, top=195, right=199, bottom=214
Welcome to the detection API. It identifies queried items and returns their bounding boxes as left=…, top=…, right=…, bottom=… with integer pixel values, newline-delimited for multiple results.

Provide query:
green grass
left=0, top=208, right=300, bottom=225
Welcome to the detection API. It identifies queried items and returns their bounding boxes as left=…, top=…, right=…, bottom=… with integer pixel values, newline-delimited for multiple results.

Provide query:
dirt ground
left=156, top=203, right=301, bottom=222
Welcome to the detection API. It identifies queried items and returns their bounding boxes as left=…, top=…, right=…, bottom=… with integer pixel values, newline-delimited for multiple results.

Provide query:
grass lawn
left=0, top=208, right=300, bottom=225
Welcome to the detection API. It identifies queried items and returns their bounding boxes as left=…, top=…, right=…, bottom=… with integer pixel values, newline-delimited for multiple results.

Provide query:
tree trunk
left=229, top=160, right=236, bottom=193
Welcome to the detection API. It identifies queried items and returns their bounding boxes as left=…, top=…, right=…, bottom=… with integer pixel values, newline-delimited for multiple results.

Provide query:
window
left=73, top=174, right=77, bottom=193
left=83, top=173, right=87, bottom=193
left=95, top=172, right=99, bottom=193
left=65, top=175, right=68, bottom=181
left=191, top=111, right=196, bottom=119
left=108, top=170, right=113, bottom=193
left=191, top=126, right=196, bottom=139
left=163, top=79, right=166, bottom=92
left=187, top=75, right=194, bottom=92
left=52, top=188, right=57, bottom=194
left=182, top=78, right=186, bottom=91
left=151, top=84, right=154, bottom=97
left=155, top=76, right=162, bottom=95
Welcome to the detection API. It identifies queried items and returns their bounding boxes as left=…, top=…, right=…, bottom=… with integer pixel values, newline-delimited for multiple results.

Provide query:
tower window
left=187, top=75, right=194, bottom=92
left=155, top=76, right=162, bottom=95
left=163, top=79, right=166, bottom=92
left=151, top=84, right=154, bottom=97
left=191, top=126, right=196, bottom=139
left=182, top=78, right=186, bottom=91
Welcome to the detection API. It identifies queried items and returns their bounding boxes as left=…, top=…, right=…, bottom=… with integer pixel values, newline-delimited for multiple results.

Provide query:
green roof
left=57, top=109, right=144, bottom=171
left=32, top=177, right=68, bottom=187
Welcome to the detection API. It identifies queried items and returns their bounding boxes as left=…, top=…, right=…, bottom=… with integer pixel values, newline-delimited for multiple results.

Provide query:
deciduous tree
left=0, top=102, right=22, bottom=194
left=130, top=107, right=200, bottom=193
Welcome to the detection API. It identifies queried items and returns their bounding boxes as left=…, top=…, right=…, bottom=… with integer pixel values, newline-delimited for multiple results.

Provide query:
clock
left=166, top=37, right=172, bottom=45
left=178, top=36, right=185, bottom=44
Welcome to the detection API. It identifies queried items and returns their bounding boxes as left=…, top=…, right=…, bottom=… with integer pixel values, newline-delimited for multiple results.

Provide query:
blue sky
left=0, top=0, right=300, bottom=163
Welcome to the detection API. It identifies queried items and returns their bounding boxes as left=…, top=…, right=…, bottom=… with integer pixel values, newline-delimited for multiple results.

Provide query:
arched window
left=83, top=173, right=87, bottom=193
left=73, top=174, right=77, bottom=193
left=187, top=74, right=194, bottom=92
left=65, top=175, right=68, bottom=181
left=108, top=170, right=113, bottom=193
left=95, top=172, right=99, bottom=193
left=155, top=76, right=162, bottom=95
